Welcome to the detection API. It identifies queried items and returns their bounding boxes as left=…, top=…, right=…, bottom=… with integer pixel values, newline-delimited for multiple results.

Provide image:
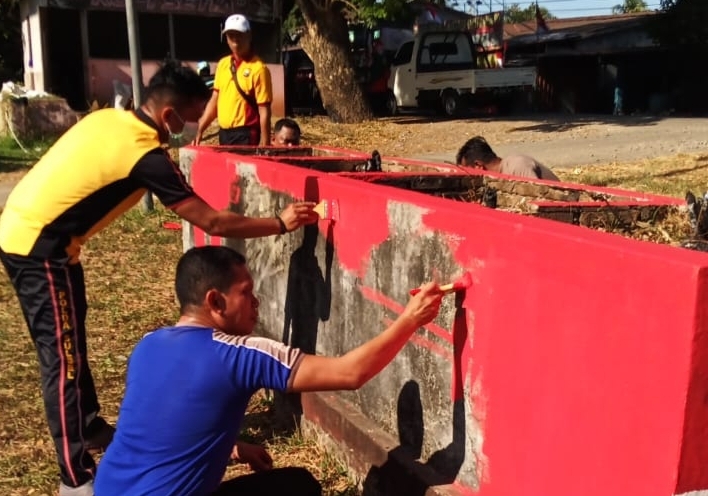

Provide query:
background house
left=19, top=0, right=285, bottom=113
left=503, top=12, right=691, bottom=115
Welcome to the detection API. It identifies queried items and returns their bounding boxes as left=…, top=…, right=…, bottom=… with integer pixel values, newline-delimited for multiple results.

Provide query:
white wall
left=20, top=0, right=47, bottom=91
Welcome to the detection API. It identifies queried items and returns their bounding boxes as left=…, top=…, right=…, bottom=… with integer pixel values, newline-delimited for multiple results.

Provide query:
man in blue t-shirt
left=95, top=246, right=443, bottom=495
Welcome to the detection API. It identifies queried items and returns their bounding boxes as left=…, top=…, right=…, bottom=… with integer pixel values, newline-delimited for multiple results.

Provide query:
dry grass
left=556, top=154, right=708, bottom=247
left=555, top=153, right=708, bottom=199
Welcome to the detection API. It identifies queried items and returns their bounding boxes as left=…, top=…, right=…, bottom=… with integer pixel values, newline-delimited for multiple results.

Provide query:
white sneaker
left=59, top=480, right=94, bottom=496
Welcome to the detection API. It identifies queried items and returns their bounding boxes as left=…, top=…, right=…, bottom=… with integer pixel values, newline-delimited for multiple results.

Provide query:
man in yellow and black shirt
left=0, top=61, right=316, bottom=496
left=195, top=14, right=272, bottom=147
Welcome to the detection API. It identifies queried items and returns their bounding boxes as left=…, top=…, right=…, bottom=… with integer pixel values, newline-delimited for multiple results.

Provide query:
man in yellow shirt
left=195, top=14, right=272, bottom=146
left=0, top=60, right=316, bottom=496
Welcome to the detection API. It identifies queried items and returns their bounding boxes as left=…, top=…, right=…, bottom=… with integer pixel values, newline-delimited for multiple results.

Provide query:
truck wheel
left=386, top=91, right=399, bottom=116
left=441, top=91, right=460, bottom=117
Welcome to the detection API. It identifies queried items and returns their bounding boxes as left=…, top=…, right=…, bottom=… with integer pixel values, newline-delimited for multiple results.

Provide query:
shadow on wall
left=362, top=380, right=466, bottom=496
left=362, top=290, right=471, bottom=494
left=282, top=221, right=334, bottom=354
left=277, top=176, right=334, bottom=426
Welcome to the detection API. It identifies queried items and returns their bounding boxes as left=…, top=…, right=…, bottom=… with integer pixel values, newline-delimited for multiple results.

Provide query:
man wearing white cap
left=195, top=14, right=273, bottom=146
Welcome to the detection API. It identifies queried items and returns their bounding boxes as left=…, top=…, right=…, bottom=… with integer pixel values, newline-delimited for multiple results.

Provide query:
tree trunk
left=297, top=1, right=372, bottom=123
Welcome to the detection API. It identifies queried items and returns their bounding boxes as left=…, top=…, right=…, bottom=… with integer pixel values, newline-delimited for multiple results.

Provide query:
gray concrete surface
left=414, top=117, right=708, bottom=168
left=0, top=182, right=14, bottom=209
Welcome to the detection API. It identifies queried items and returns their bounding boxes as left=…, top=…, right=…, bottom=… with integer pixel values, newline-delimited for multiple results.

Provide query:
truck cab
left=387, top=30, right=537, bottom=116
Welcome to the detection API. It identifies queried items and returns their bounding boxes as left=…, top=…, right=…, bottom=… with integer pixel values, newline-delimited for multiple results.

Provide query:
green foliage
left=287, top=0, right=415, bottom=35
left=283, top=4, right=304, bottom=41
left=504, top=3, right=555, bottom=23
left=612, top=0, right=648, bottom=14
left=651, top=0, right=708, bottom=50
left=356, top=0, right=413, bottom=26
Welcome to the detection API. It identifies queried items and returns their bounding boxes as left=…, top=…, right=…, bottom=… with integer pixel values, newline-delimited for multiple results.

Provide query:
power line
left=543, top=5, right=661, bottom=12
left=447, top=0, right=664, bottom=15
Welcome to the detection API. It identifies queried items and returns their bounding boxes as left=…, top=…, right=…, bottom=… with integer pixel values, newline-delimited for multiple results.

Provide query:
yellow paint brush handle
left=410, top=282, right=455, bottom=296
left=439, top=283, right=455, bottom=293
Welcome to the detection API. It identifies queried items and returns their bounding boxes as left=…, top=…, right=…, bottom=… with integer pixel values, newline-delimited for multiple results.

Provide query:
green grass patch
left=0, top=135, right=54, bottom=173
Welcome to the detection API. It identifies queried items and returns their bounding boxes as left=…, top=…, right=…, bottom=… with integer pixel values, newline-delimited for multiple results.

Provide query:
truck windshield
left=417, top=32, right=475, bottom=72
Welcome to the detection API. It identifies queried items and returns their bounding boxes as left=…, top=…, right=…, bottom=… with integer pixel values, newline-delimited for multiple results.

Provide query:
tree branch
left=331, top=0, right=361, bottom=15
left=296, top=0, right=320, bottom=25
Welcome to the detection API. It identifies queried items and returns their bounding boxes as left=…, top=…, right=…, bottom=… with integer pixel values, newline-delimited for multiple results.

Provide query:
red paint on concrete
left=383, top=316, right=454, bottom=362
left=186, top=147, right=394, bottom=274
left=676, top=267, right=708, bottom=494
left=452, top=305, right=473, bottom=402
left=359, top=285, right=454, bottom=346
left=410, top=333, right=454, bottom=362
left=189, top=150, right=234, bottom=247
left=185, top=145, right=708, bottom=496
left=420, top=200, right=703, bottom=496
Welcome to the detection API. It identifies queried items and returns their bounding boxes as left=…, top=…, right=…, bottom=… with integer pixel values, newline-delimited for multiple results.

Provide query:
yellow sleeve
left=213, top=58, right=230, bottom=92
left=253, top=65, right=272, bottom=105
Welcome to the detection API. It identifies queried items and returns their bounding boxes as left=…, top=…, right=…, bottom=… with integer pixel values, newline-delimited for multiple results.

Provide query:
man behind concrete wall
left=456, top=136, right=560, bottom=181
left=272, top=118, right=301, bottom=146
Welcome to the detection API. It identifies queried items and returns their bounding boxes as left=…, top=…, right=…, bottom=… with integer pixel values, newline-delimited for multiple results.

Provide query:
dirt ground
left=296, top=114, right=708, bottom=167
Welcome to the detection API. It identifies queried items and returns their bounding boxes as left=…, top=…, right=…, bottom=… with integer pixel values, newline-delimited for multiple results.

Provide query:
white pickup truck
left=387, top=30, right=537, bottom=116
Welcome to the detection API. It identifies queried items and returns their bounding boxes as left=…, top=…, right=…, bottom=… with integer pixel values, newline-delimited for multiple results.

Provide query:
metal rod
left=125, top=0, right=154, bottom=212
left=79, top=9, right=90, bottom=106
left=168, top=13, right=175, bottom=59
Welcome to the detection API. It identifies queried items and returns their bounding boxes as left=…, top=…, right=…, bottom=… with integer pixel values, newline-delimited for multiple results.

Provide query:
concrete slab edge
left=300, top=391, right=470, bottom=496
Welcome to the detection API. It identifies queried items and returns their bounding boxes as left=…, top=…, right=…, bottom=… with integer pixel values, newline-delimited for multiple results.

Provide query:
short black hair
left=274, top=118, right=301, bottom=136
left=455, top=136, right=498, bottom=165
left=144, top=58, right=211, bottom=107
left=175, top=246, right=247, bottom=312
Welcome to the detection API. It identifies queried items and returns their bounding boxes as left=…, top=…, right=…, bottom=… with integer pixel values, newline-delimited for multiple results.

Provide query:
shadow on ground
left=0, top=157, right=34, bottom=174
left=239, top=395, right=300, bottom=445
left=385, top=113, right=672, bottom=131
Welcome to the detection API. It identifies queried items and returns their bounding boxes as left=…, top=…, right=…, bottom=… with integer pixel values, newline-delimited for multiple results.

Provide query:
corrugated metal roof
left=504, top=11, right=657, bottom=44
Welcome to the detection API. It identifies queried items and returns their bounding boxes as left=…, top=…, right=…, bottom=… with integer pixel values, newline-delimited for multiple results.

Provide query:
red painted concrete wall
left=180, top=145, right=708, bottom=496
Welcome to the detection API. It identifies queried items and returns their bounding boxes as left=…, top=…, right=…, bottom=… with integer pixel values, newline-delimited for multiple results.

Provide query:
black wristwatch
left=276, top=216, right=287, bottom=235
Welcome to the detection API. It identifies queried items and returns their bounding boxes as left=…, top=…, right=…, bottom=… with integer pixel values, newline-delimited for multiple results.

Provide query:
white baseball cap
left=222, top=14, right=250, bottom=35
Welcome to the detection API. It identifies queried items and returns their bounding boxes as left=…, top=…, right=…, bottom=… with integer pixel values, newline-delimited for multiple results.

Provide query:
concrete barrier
left=0, top=96, right=80, bottom=141
left=180, top=144, right=708, bottom=496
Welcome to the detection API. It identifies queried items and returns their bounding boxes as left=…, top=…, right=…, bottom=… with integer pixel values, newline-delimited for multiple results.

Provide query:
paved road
left=414, top=117, right=708, bottom=168
left=0, top=182, right=14, bottom=209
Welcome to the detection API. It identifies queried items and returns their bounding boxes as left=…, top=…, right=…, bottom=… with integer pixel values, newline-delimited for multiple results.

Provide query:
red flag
left=536, top=4, right=549, bottom=33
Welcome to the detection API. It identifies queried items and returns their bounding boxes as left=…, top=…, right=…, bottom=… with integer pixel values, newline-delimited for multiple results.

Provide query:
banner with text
left=444, top=11, right=504, bottom=52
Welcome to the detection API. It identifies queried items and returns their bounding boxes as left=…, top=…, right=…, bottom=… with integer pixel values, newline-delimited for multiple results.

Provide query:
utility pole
left=125, top=0, right=154, bottom=212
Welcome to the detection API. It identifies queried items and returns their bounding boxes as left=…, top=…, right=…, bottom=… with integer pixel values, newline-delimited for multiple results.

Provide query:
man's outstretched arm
left=288, top=282, right=443, bottom=392
left=172, top=196, right=317, bottom=239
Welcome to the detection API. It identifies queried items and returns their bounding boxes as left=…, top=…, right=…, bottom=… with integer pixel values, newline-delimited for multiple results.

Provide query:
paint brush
left=409, top=271, right=473, bottom=296
left=313, top=199, right=340, bottom=221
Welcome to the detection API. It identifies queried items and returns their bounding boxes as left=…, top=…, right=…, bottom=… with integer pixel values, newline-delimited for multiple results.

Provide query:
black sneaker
left=84, top=416, right=115, bottom=454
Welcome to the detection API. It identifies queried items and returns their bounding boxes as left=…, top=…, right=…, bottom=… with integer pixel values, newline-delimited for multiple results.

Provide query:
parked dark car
left=283, top=47, right=325, bottom=116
